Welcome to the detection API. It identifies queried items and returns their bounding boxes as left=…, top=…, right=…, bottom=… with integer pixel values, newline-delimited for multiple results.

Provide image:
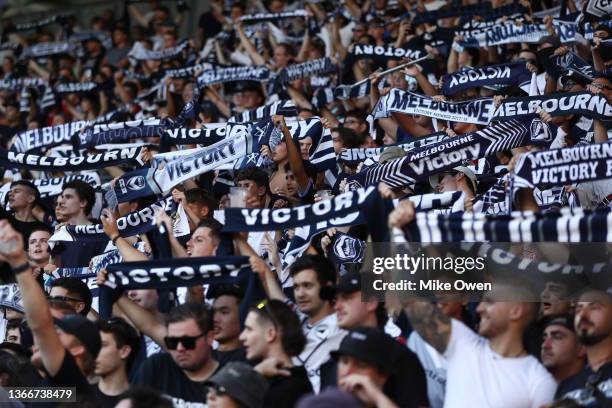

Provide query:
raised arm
left=101, top=209, right=149, bottom=262
left=272, top=115, right=311, bottom=192
left=234, top=234, right=286, bottom=301
left=0, top=220, right=66, bottom=376
left=116, top=293, right=167, bottom=348
left=236, top=22, right=267, bottom=66
left=387, top=200, right=452, bottom=353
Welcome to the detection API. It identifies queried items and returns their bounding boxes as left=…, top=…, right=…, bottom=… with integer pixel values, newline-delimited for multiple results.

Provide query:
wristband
left=111, top=235, right=120, bottom=246
left=12, top=263, right=31, bottom=275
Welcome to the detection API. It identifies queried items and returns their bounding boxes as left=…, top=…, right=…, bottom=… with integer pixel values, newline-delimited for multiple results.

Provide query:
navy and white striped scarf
left=48, top=197, right=184, bottom=244
left=272, top=58, right=336, bottom=92
left=54, top=81, right=100, bottom=95
left=338, top=132, right=447, bottom=166
left=239, top=10, right=308, bottom=24
left=441, top=62, right=531, bottom=96
left=99, top=256, right=250, bottom=318
left=196, top=65, right=272, bottom=87
left=347, top=117, right=540, bottom=189
left=492, top=92, right=612, bottom=122
left=403, top=207, right=612, bottom=242
left=11, top=120, right=89, bottom=153
left=128, top=40, right=189, bottom=61
left=0, top=146, right=145, bottom=171
left=20, top=41, right=80, bottom=59
left=459, top=23, right=549, bottom=48
left=373, top=89, right=495, bottom=125
left=162, top=123, right=250, bottom=146
left=73, top=118, right=166, bottom=149
left=228, top=100, right=297, bottom=123
left=512, top=141, right=612, bottom=189
left=350, top=44, right=424, bottom=61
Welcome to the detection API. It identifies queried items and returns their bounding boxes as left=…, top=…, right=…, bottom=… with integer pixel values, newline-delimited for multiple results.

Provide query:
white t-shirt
left=408, top=331, right=447, bottom=408
left=292, top=312, right=345, bottom=393
left=443, top=319, right=556, bottom=408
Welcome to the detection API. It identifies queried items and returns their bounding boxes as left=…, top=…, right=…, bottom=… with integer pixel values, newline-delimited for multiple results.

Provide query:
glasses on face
left=47, top=295, right=83, bottom=304
left=344, top=119, right=362, bottom=125
left=164, top=333, right=205, bottom=350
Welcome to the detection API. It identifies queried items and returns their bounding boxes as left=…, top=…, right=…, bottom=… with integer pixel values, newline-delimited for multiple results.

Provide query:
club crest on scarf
left=332, top=233, right=366, bottom=264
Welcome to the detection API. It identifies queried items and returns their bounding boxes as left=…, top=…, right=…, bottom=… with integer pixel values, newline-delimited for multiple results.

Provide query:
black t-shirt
left=133, top=352, right=218, bottom=404
left=0, top=124, right=20, bottom=148
left=384, top=341, right=429, bottom=408
left=38, top=351, right=96, bottom=407
left=92, top=387, right=125, bottom=408
left=0, top=208, right=48, bottom=243
left=263, top=366, right=313, bottom=408
left=212, top=347, right=247, bottom=366
left=555, top=362, right=612, bottom=407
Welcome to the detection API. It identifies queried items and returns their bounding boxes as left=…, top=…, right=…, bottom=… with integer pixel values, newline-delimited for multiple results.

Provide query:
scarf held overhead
left=512, top=141, right=612, bottom=189
left=196, top=66, right=272, bottom=87
left=459, top=23, right=549, bottom=48
left=98, top=256, right=250, bottom=318
left=373, top=89, right=495, bottom=125
left=223, top=186, right=377, bottom=232
left=49, top=196, right=188, bottom=243
left=128, top=40, right=189, bottom=61
left=492, top=92, right=612, bottom=122
left=0, top=146, right=145, bottom=171
left=162, top=123, right=251, bottom=146
left=347, top=117, right=541, bottom=189
left=11, top=120, right=90, bottom=153
left=403, top=207, right=612, bottom=243
left=113, top=135, right=248, bottom=203
left=441, top=62, right=531, bottom=96
left=73, top=118, right=165, bottom=149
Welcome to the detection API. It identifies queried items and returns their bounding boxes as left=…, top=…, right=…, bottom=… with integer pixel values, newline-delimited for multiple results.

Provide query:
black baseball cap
left=54, top=315, right=101, bottom=357
left=205, top=362, right=269, bottom=408
left=297, top=388, right=361, bottom=408
left=334, top=272, right=361, bottom=294
left=330, top=327, right=396, bottom=373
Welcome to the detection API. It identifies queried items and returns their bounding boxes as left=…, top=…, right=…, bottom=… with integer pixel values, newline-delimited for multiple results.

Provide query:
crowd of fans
left=0, top=0, right=611, bottom=407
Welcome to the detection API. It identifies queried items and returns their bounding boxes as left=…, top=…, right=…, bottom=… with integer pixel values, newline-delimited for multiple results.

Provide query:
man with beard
left=554, top=289, right=612, bottom=406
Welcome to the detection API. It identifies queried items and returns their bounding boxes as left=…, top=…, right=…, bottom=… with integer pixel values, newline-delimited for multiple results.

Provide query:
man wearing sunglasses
left=133, top=302, right=220, bottom=405
left=48, top=277, right=92, bottom=317
left=429, top=166, right=477, bottom=206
